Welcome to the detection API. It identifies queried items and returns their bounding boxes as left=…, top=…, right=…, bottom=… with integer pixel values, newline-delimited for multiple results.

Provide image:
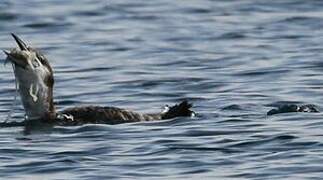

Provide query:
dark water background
left=1, top=0, right=323, bottom=179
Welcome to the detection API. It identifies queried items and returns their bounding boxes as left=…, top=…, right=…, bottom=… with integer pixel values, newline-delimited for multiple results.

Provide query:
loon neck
left=17, top=74, right=56, bottom=121
left=23, top=91, right=56, bottom=121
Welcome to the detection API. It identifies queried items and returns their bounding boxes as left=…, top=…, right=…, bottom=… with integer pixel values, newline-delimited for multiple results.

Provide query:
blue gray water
left=1, top=0, right=323, bottom=179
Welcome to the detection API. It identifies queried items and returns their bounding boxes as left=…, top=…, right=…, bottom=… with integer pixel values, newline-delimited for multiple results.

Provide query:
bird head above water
left=4, top=33, right=55, bottom=120
left=2, top=34, right=195, bottom=125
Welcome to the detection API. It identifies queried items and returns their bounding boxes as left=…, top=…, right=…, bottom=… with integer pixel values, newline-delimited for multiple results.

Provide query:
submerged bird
left=267, top=104, right=319, bottom=115
left=3, top=34, right=194, bottom=126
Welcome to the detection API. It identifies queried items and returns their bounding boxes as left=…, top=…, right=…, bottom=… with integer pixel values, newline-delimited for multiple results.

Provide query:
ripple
left=236, top=69, right=290, bottom=77
left=229, top=134, right=298, bottom=149
left=166, top=145, right=242, bottom=154
left=183, top=7, right=212, bottom=14
left=217, top=32, right=246, bottom=40
left=23, top=21, right=73, bottom=29
left=279, top=16, right=323, bottom=24
left=73, top=10, right=106, bottom=17
left=222, top=104, right=243, bottom=111
left=0, top=12, right=17, bottom=21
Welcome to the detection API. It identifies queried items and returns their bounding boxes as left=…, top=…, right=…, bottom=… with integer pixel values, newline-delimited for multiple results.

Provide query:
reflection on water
left=1, top=0, right=323, bottom=179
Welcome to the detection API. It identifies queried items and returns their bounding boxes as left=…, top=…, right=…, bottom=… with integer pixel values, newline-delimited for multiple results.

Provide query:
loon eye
left=32, top=59, right=40, bottom=68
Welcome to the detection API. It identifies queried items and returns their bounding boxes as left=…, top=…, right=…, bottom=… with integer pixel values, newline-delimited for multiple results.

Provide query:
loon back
left=58, top=100, right=193, bottom=125
left=4, top=34, right=195, bottom=125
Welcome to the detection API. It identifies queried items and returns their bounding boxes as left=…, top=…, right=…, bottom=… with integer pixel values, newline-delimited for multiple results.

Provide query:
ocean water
left=1, top=0, right=323, bottom=179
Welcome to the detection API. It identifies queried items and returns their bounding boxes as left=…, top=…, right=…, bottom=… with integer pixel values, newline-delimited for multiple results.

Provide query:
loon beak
left=11, top=33, right=29, bottom=51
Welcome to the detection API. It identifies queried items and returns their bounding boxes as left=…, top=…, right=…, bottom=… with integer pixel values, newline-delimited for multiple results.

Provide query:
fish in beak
left=3, top=33, right=30, bottom=68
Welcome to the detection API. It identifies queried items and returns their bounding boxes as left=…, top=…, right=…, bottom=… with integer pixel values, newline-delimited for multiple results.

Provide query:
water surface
left=1, top=0, right=323, bottom=179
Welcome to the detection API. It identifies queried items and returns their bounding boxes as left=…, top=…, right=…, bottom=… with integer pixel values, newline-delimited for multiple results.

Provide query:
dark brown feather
left=55, top=100, right=194, bottom=126
left=58, top=106, right=162, bottom=125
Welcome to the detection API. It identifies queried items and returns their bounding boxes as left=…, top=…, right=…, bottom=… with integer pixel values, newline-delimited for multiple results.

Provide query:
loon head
left=4, top=33, right=55, bottom=120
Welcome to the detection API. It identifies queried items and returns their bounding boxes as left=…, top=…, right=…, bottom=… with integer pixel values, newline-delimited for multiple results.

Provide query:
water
left=1, top=0, right=323, bottom=179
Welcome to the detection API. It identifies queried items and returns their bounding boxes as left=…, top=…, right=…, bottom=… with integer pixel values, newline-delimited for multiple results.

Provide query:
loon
left=3, top=34, right=194, bottom=126
left=267, top=104, right=319, bottom=115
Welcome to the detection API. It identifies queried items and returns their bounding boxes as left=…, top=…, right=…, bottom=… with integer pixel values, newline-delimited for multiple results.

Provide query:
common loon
left=3, top=34, right=194, bottom=126
left=267, top=104, right=319, bottom=115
